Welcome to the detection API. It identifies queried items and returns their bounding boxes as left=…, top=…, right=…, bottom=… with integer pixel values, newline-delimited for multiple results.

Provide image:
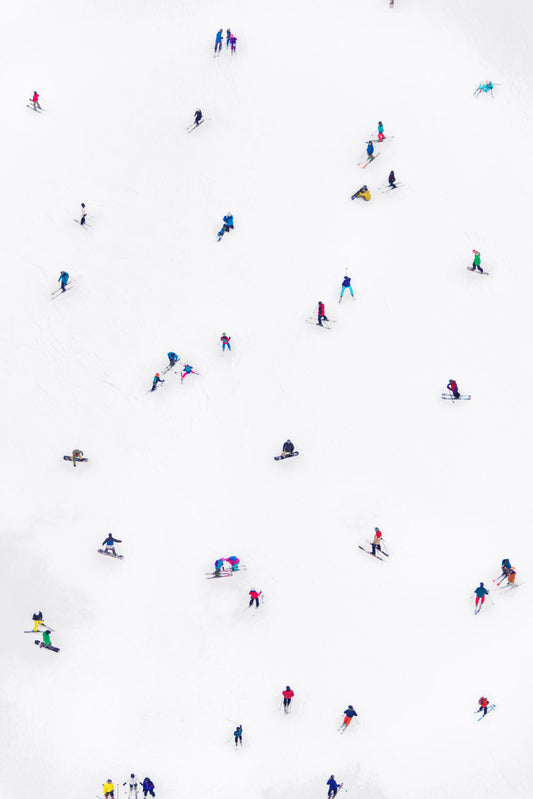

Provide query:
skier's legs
left=249, top=598, right=254, bottom=607
left=348, top=285, right=354, bottom=296
left=340, top=286, right=346, bottom=298
left=475, top=597, right=479, bottom=606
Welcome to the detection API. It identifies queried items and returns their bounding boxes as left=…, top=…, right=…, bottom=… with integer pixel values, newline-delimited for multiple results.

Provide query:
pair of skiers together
left=152, top=364, right=196, bottom=390
left=214, top=555, right=240, bottom=575
left=352, top=171, right=396, bottom=202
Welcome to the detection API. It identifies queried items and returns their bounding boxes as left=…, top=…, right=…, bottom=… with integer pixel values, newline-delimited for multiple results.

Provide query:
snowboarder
left=280, top=439, right=295, bottom=459
left=102, top=534, right=122, bottom=557
left=226, top=29, right=232, bottom=48
left=151, top=373, right=164, bottom=392
left=58, top=271, right=69, bottom=292
left=339, top=275, right=354, bottom=301
left=234, top=724, right=243, bottom=747
left=142, top=778, right=155, bottom=798
left=388, top=170, right=397, bottom=189
left=215, top=29, right=223, bottom=54
left=317, top=301, right=329, bottom=326
left=371, top=527, right=383, bottom=556
left=377, top=121, right=385, bottom=141
left=226, top=555, right=240, bottom=571
left=477, top=696, right=490, bottom=716
left=32, top=610, right=45, bottom=632
left=193, top=109, right=202, bottom=127
left=474, top=582, right=489, bottom=610
left=351, top=185, right=371, bottom=201
left=217, top=213, right=234, bottom=241
left=221, top=332, right=231, bottom=351
left=339, top=704, right=358, bottom=732
left=469, top=249, right=483, bottom=273
left=447, top=379, right=461, bottom=400
left=180, top=364, right=197, bottom=383
left=103, top=780, right=115, bottom=798
left=80, top=203, right=87, bottom=226
left=31, top=91, right=41, bottom=110
left=327, top=776, right=342, bottom=798
left=249, top=588, right=262, bottom=608
left=167, top=352, right=179, bottom=367
left=42, top=629, right=53, bottom=648
left=70, top=448, right=84, bottom=467
left=230, top=34, right=237, bottom=54
left=123, top=775, right=140, bottom=797
left=282, top=685, right=294, bottom=712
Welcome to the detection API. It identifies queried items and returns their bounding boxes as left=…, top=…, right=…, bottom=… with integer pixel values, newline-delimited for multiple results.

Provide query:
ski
left=97, top=549, right=124, bottom=560
left=467, top=267, right=489, bottom=276
left=26, top=104, right=43, bottom=113
left=274, top=452, right=299, bottom=461
left=477, top=704, right=496, bottom=720
left=162, top=360, right=180, bottom=374
left=187, top=120, right=205, bottom=133
left=358, top=153, right=381, bottom=168
left=358, top=545, right=384, bottom=561
left=51, top=287, right=73, bottom=299
left=441, top=393, right=471, bottom=401
left=51, top=282, right=72, bottom=296
left=34, top=641, right=60, bottom=653
left=379, top=184, right=402, bottom=193
left=366, top=541, right=389, bottom=556
left=206, top=572, right=233, bottom=580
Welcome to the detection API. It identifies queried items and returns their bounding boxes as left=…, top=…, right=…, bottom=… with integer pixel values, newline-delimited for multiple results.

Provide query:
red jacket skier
left=317, top=301, right=328, bottom=327
left=282, top=686, right=294, bottom=712
left=249, top=589, right=262, bottom=608
left=447, top=379, right=460, bottom=399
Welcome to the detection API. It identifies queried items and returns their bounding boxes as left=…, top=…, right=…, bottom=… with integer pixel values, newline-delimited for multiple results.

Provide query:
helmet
left=155, top=373, right=159, bottom=377
left=378, top=120, right=382, bottom=124
left=45, top=630, right=51, bottom=634
left=286, top=685, right=290, bottom=690
left=131, top=774, right=135, bottom=778
left=480, top=582, right=484, bottom=587
left=222, top=332, right=226, bottom=337
left=348, top=704, right=353, bottom=709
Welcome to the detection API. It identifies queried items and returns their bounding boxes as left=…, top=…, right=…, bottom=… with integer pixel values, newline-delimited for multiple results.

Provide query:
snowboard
left=35, top=640, right=60, bottom=653
left=274, top=452, right=299, bottom=461
left=98, top=549, right=124, bottom=560
left=441, top=393, right=471, bottom=401
left=467, top=267, right=489, bottom=276
left=63, top=455, right=88, bottom=463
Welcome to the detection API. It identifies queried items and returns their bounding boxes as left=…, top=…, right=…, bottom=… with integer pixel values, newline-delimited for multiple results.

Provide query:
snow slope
left=2, top=1, right=533, bottom=798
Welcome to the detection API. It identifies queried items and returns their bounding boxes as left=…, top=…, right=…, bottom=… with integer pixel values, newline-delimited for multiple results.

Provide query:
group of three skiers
left=103, top=776, right=155, bottom=798
left=214, top=28, right=237, bottom=54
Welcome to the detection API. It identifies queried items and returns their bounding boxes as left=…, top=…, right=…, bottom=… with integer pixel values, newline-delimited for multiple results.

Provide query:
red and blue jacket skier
left=474, top=583, right=488, bottom=607
left=226, top=556, right=240, bottom=571
left=151, top=373, right=164, bottom=391
left=221, top=333, right=231, bottom=351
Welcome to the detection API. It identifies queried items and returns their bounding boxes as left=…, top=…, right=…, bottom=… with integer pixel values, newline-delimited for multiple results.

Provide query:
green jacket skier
left=42, top=630, right=52, bottom=647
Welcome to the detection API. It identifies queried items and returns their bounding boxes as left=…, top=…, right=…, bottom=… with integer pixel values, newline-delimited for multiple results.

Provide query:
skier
left=280, top=439, right=295, bottom=459
left=366, top=140, right=375, bottom=161
left=474, top=582, right=489, bottom=610
left=31, top=91, right=41, bottom=110
left=58, top=271, right=69, bottom=292
left=282, top=685, right=294, bottom=712
left=477, top=696, right=490, bottom=716
left=167, top=352, right=179, bottom=367
left=446, top=379, right=461, bottom=400
left=234, top=724, right=243, bottom=747
left=351, top=185, right=371, bottom=201
left=142, top=778, right=155, bottom=798
left=371, top=527, right=383, bottom=556
left=217, top=213, right=234, bottom=241
left=151, top=373, right=164, bottom=392
left=474, top=80, right=494, bottom=97
left=339, top=275, right=354, bottom=301
left=327, top=776, right=342, bottom=798
left=193, top=109, right=202, bottom=127
left=249, top=588, right=262, bottom=608
left=71, top=448, right=84, bottom=467
left=32, top=610, right=45, bottom=632
left=317, top=301, right=329, bottom=326
left=469, top=249, right=483, bottom=274
left=226, top=555, right=240, bottom=571
left=500, top=558, right=512, bottom=578
left=123, top=774, right=139, bottom=797
left=339, top=704, right=358, bottom=732
left=388, top=170, right=397, bottom=189
left=226, top=29, right=232, bottom=48
left=180, top=364, right=197, bottom=383
left=214, top=557, right=226, bottom=576
left=230, top=33, right=237, bottom=54
left=214, top=29, right=223, bottom=54
left=505, top=566, right=517, bottom=585
left=221, top=332, right=231, bottom=351
left=102, top=534, right=122, bottom=557
left=377, top=121, right=385, bottom=141
left=80, top=203, right=87, bottom=225
left=103, top=780, right=115, bottom=798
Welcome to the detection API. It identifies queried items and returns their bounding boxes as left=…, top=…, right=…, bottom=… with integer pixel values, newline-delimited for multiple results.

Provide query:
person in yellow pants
left=32, top=611, right=45, bottom=632
left=351, top=185, right=371, bottom=201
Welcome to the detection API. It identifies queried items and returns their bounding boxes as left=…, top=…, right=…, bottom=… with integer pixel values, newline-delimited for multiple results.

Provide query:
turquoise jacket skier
left=58, top=271, right=69, bottom=290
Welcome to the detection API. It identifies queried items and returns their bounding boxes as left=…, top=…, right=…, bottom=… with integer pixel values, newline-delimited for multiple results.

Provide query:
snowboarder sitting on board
left=194, top=109, right=202, bottom=127
left=317, top=301, right=329, bottom=326
left=340, top=275, right=353, bottom=301
left=249, top=588, right=262, bottom=607
left=221, top=332, right=231, bottom=351
left=31, top=91, right=41, bottom=110
left=217, top=213, right=234, bottom=241
left=474, top=582, right=488, bottom=609
left=352, top=185, right=371, bottom=201
left=103, top=780, right=115, bottom=798
left=142, top=778, right=155, bottom=798
left=151, top=373, right=164, bottom=392
left=339, top=705, right=358, bottom=731
left=226, top=555, right=240, bottom=571
left=102, top=534, right=122, bottom=557
left=167, top=352, right=179, bottom=367
left=327, top=776, right=342, bottom=798
left=477, top=696, right=490, bottom=716
left=282, top=685, right=294, bottom=712
left=70, top=448, right=84, bottom=467
left=469, top=249, right=483, bottom=273
left=234, top=724, right=243, bottom=746
left=58, top=271, right=69, bottom=292
left=388, top=170, right=397, bottom=189
left=280, top=439, right=295, bottom=459
left=447, top=379, right=461, bottom=400
left=371, top=527, right=383, bottom=556
left=32, top=610, right=45, bottom=632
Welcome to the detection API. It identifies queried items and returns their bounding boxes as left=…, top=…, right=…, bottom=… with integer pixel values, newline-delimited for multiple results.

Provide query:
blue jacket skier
left=194, top=109, right=202, bottom=127
left=218, top=213, right=234, bottom=241
left=366, top=141, right=374, bottom=160
left=167, top=352, right=178, bottom=367
left=215, top=29, right=223, bottom=54
left=214, top=557, right=225, bottom=576
left=339, top=275, right=353, bottom=301
left=58, top=271, right=69, bottom=292
left=151, top=373, right=165, bottom=392
left=474, top=582, right=489, bottom=611
left=327, top=776, right=342, bottom=798
left=226, top=555, right=240, bottom=571
left=234, top=724, right=243, bottom=746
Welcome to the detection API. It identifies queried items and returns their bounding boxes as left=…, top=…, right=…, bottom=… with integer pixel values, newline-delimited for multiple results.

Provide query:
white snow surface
left=2, top=1, right=533, bottom=798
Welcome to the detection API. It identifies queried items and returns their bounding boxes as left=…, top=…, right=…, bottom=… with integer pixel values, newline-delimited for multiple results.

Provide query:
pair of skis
left=187, top=120, right=204, bottom=133
left=51, top=282, right=73, bottom=298
left=205, top=567, right=246, bottom=580
left=441, top=393, right=471, bottom=402
left=358, top=544, right=389, bottom=561
left=475, top=704, right=496, bottom=720
left=357, top=153, right=381, bottom=168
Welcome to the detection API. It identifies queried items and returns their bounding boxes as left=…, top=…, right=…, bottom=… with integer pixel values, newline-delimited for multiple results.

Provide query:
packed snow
left=2, top=0, right=533, bottom=798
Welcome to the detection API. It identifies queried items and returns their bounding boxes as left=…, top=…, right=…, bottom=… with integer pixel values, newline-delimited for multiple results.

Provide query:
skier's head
left=81, top=203, right=85, bottom=208
left=45, top=629, right=50, bottom=634
left=348, top=705, right=353, bottom=709
left=286, top=685, right=290, bottom=690
left=379, top=120, right=382, bottom=124
left=131, top=774, right=135, bottom=779
left=156, top=373, right=159, bottom=377
left=480, top=582, right=484, bottom=587
left=222, top=332, right=226, bottom=337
